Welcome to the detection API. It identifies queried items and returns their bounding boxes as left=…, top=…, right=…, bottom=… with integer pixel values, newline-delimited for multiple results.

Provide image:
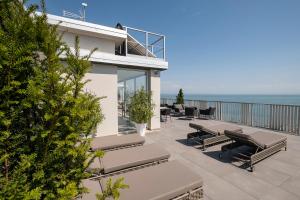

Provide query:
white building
left=47, top=14, right=168, bottom=136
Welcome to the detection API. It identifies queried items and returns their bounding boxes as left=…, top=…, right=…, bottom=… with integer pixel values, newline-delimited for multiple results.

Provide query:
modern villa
left=42, top=12, right=300, bottom=200
left=47, top=14, right=168, bottom=136
left=3, top=2, right=300, bottom=199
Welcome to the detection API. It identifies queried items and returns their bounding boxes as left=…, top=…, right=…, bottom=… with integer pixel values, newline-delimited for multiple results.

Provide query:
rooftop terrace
left=145, top=118, right=300, bottom=200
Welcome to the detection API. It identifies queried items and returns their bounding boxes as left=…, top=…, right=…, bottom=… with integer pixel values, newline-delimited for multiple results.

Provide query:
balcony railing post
left=250, top=103, right=253, bottom=126
left=163, top=36, right=166, bottom=60
left=145, top=32, right=148, bottom=57
left=125, top=26, right=128, bottom=56
left=298, top=106, right=300, bottom=135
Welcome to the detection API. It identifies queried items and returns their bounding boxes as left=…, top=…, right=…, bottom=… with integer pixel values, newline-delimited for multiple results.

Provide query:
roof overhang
left=41, top=13, right=168, bottom=70
left=60, top=48, right=168, bottom=70
left=45, top=13, right=127, bottom=45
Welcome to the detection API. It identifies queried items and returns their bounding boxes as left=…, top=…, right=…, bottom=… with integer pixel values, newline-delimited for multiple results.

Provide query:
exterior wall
left=58, top=31, right=168, bottom=70
left=149, top=70, right=161, bottom=130
left=84, top=63, right=118, bottom=136
left=61, top=31, right=115, bottom=54
left=58, top=28, right=165, bottom=135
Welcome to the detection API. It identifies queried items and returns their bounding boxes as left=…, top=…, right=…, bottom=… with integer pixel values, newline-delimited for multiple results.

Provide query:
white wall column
left=84, top=63, right=118, bottom=136
left=149, top=70, right=161, bottom=130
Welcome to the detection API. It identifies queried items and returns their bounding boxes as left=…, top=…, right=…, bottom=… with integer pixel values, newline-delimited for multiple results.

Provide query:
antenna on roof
left=63, top=2, right=88, bottom=21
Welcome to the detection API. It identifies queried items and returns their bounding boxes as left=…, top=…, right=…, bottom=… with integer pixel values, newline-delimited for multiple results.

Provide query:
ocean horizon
left=161, top=94, right=300, bottom=106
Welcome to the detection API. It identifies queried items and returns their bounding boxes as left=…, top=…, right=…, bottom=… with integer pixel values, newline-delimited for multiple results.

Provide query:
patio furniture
left=90, top=134, right=145, bottom=152
left=161, top=107, right=172, bottom=122
left=87, top=144, right=170, bottom=176
left=220, top=130, right=287, bottom=171
left=198, top=107, right=216, bottom=119
left=185, top=107, right=197, bottom=119
left=81, top=160, right=203, bottom=200
left=188, top=123, right=243, bottom=150
left=173, top=103, right=185, bottom=116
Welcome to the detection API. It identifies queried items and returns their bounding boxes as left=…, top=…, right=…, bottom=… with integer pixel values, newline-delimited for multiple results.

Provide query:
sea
left=161, top=94, right=300, bottom=106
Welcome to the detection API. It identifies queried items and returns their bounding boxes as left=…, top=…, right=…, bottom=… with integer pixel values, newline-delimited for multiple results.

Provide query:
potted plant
left=128, top=87, right=155, bottom=136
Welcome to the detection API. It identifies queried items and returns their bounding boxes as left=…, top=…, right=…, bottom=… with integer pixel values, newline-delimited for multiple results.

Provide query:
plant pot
left=136, top=123, right=147, bottom=136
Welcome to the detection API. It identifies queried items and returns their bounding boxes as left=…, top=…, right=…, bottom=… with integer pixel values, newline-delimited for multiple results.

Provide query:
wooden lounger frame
left=83, top=177, right=203, bottom=200
left=187, top=126, right=231, bottom=150
left=172, top=187, right=203, bottom=200
left=220, top=132, right=287, bottom=172
left=92, top=142, right=143, bottom=152
left=90, top=158, right=169, bottom=178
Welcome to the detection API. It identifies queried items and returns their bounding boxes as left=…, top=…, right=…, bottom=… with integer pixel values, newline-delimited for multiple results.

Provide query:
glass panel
left=117, top=68, right=148, bottom=133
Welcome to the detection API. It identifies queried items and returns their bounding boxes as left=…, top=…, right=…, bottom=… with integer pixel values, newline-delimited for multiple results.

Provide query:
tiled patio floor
left=145, top=118, right=300, bottom=200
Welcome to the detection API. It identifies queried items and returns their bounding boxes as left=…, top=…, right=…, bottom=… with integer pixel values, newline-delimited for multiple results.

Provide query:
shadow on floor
left=175, top=136, right=207, bottom=151
left=177, top=117, right=194, bottom=121
left=195, top=117, right=209, bottom=120
left=203, top=147, right=253, bottom=171
left=174, top=130, right=252, bottom=171
left=176, top=138, right=195, bottom=147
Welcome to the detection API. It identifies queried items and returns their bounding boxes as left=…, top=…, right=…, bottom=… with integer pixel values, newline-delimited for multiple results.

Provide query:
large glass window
left=117, top=68, right=148, bottom=133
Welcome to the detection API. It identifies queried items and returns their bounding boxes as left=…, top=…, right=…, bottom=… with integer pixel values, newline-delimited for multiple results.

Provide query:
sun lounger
left=87, top=144, right=170, bottom=176
left=221, top=130, right=287, bottom=171
left=188, top=123, right=242, bottom=150
left=81, top=160, right=203, bottom=200
left=90, top=134, right=145, bottom=151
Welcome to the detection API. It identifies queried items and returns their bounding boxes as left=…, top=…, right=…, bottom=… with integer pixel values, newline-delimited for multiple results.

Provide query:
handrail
left=162, top=98, right=300, bottom=107
left=123, top=26, right=166, bottom=60
left=124, top=26, right=165, bottom=37
left=161, top=98, right=300, bottom=135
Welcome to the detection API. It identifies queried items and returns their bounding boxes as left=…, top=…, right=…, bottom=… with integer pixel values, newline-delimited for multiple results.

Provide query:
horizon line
left=161, top=93, right=300, bottom=96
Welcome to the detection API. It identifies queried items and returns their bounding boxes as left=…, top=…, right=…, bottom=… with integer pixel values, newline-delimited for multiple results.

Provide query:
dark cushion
left=199, top=107, right=216, bottom=115
left=189, top=123, right=204, bottom=130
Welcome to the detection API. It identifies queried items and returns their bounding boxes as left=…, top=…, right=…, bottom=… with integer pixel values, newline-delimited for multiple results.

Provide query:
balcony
left=46, top=13, right=168, bottom=70
left=115, top=25, right=166, bottom=61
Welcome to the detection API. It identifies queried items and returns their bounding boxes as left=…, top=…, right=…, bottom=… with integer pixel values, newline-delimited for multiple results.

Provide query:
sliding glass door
left=117, top=68, right=148, bottom=133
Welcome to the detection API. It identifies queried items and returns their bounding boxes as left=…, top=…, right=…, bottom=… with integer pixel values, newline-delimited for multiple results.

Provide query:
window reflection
left=117, top=68, right=148, bottom=133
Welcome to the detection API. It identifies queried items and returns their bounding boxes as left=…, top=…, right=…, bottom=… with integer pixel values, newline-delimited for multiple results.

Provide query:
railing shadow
left=177, top=117, right=194, bottom=121
left=175, top=135, right=252, bottom=171
left=203, top=146, right=253, bottom=171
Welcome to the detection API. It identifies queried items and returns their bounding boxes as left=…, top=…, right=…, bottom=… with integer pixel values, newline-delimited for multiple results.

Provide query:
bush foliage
left=0, top=0, right=126, bottom=199
left=128, top=88, right=154, bottom=124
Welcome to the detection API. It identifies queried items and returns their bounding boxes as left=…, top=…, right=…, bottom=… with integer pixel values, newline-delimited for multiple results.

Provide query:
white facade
left=47, top=14, right=168, bottom=136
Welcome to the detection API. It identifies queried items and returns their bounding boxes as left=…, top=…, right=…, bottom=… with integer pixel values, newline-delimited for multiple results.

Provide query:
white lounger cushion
left=87, top=144, right=170, bottom=174
left=225, top=130, right=287, bottom=149
left=82, top=160, right=203, bottom=200
left=90, top=134, right=145, bottom=151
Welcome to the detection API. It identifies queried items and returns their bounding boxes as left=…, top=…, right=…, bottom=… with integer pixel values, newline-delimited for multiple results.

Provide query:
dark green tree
left=0, top=0, right=127, bottom=199
left=176, top=88, right=184, bottom=104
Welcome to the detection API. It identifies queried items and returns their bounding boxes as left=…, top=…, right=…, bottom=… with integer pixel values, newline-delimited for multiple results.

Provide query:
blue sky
left=29, top=0, right=300, bottom=95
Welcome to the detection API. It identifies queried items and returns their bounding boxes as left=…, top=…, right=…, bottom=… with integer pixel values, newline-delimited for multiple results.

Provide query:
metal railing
left=124, top=26, right=166, bottom=60
left=161, top=98, right=300, bottom=135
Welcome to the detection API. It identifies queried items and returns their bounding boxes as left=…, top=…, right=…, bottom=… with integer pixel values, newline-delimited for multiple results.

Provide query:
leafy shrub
left=128, top=88, right=155, bottom=124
